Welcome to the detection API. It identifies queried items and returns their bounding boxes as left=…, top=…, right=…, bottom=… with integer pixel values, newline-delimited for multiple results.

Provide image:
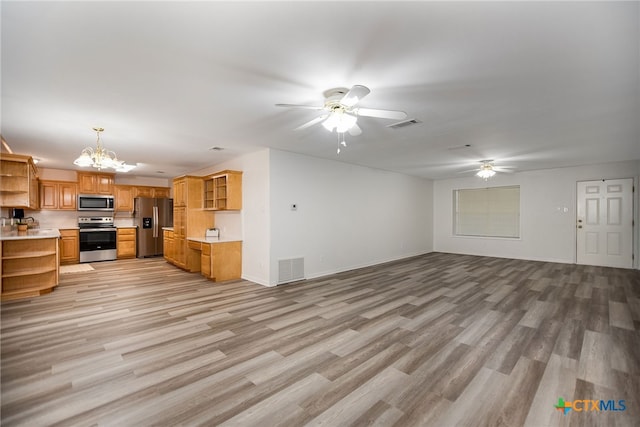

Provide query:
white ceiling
left=2, top=1, right=639, bottom=180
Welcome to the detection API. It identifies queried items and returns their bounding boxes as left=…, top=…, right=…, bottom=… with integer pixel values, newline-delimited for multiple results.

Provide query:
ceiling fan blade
left=293, top=115, right=328, bottom=131
left=276, top=103, right=325, bottom=110
left=340, top=85, right=371, bottom=107
left=494, top=167, right=515, bottom=173
left=458, top=168, right=480, bottom=174
left=355, top=108, right=407, bottom=120
left=348, top=123, right=362, bottom=136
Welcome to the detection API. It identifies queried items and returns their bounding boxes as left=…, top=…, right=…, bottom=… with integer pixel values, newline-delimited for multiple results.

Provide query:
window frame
left=453, top=185, right=521, bottom=239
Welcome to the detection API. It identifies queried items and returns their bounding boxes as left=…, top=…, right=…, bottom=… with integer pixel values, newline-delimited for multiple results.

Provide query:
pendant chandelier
left=73, top=127, right=134, bottom=171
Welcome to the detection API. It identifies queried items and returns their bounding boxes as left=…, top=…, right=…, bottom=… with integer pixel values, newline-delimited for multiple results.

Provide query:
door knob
left=578, top=225, right=583, bottom=229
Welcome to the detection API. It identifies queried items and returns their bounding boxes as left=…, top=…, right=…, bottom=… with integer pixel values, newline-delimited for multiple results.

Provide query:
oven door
left=79, top=228, right=117, bottom=262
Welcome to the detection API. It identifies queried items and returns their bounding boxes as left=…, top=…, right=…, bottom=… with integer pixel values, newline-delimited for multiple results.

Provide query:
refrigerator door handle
left=153, top=205, right=158, bottom=238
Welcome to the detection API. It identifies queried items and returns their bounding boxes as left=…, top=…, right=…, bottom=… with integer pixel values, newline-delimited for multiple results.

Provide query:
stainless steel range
left=78, top=216, right=117, bottom=263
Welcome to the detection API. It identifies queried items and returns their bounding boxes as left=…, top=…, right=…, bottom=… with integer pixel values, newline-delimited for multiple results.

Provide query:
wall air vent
left=386, top=118, right=421, bottom=129
left=278, top=257, right=305, bottom=284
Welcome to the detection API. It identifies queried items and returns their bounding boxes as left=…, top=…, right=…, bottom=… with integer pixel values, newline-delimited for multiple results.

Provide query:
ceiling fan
left=276, top=85, right=407, bottom=137
left=461, top=160, right=515, bottom=180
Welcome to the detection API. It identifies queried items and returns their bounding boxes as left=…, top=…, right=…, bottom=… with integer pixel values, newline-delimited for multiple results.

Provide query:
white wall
left=190, top=149, right=271, bottom=285
left=269, top=150, right=433, bottom=285
left=434, top=160, right=640, bottom=267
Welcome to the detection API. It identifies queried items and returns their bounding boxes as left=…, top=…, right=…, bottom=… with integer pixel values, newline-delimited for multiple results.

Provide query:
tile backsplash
left=0, top=208, right=138, bottom=229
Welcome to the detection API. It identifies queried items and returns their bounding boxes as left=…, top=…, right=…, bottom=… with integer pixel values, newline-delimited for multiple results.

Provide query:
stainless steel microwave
left=77, top=194, right=115, bottom=211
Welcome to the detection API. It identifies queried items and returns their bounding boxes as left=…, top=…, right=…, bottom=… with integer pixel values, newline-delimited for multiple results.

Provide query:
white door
left=576, top=179, right=633, bottom=268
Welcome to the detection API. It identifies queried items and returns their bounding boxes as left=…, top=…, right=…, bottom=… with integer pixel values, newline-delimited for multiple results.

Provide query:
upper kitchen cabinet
left=153, top=187, right=171, bottom=198
left=115, top=185, right=171, bottom=212
left=173, top=177, right=187, bottom=207
left=133, top=186, right=170, bottom=198
left=77, top=171, right=114, bottom=195
left=134, top=186, right=154, bottom=198
left=203, top=170, right=242, bottom=210
left=40, top=180, right=77, bottom=210
left=114, top=185, right=135, bottom=212
left=0, top=153, right=39, bottom=209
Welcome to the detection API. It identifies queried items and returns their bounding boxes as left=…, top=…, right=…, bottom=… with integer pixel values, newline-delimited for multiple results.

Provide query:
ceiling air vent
left=387, top=118, right=421, bottom=129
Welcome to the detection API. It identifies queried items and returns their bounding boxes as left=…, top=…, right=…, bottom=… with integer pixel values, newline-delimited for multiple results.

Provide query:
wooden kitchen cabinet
left=200, top=241, right=242, bottom=282
left=173, top=177, right=186, bottom=207
left=133, top=186, right=170, bottom=198
left=0, top=153, right=39, bottom=209
left=114, top=185, right=135, bottom=212
left=39, top=181, right=57, bottom=210
left=203, top=170, right=242, bottom=210
left=77, top=171, right=114, bottom=195
left=134, top=186, right=154, bottom=198
left=115, top=186, right=171, bottom=212
left=153, top=187, right=171, bottom=198
left=40, top=180, right=77, bottom=210
left=116, top=228, right=136, bottom=259
left=163, top=229, right=175, bottom=263
left=1, top=237, right=59, bottom=300
left=59, top=229, right=79, bottom=264
left=166, top=176, right=211, bottom=272
left=172, top=206, right=187, bottom=268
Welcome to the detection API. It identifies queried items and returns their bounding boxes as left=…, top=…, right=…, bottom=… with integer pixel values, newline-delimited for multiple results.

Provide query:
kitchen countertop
left=162, top=227, right=174, bottom=231
left=187, top=236, right=242, bottom=244
left=0, top=228, right=61, bottom=241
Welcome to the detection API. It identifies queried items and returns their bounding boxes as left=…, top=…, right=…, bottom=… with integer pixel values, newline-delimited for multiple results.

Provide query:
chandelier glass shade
left=74, top=127, right=133, bottom=171
left=321, top=109, right=358, bottom=133
left=476, top=164, right=496, bottom=180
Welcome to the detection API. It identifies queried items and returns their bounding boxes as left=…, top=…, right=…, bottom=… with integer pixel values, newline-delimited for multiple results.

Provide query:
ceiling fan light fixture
left=476, top=163, right=496, bottom=180
left=322, top=110, right=357, bottom=133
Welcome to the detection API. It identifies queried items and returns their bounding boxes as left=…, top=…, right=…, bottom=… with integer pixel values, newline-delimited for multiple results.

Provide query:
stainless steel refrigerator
left=134, top=197, right=173, bottom=257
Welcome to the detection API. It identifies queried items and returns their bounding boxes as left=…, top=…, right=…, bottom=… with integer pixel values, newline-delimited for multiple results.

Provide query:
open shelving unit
left=0, top=153, right=39, bottom=209
left=203, top=170, right=242, bottom=211
left=1, top=238, right=59, bottom=300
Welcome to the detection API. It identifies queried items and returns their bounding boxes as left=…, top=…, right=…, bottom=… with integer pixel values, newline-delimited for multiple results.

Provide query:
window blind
left=454, top=186, right=520, bottom=238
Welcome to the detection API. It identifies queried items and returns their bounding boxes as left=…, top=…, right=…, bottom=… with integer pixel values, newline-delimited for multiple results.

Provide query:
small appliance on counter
left=205, top=228, right=220, bottom=239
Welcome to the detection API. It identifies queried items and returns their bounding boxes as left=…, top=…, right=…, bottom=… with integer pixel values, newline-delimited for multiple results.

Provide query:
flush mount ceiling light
left=73, top=127, right=134, bottom=172
left=476, top=161, right=497, bottom=180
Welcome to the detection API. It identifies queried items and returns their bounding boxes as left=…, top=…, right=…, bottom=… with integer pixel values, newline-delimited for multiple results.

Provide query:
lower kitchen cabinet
left=164, top=234, right=199, bottom=272
left=163, top=229, right=175, bottom=263
left=195, top=240, right=242, bottom=282
left=59, top=229, right=79, bottom=265
left=116, top=228, right=136, bottom=259
left=1, top=236, right=59, bottom=300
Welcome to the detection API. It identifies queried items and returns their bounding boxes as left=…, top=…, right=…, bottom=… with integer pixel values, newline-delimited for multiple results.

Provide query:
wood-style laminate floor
left=1, top=253, right=639, bottom=426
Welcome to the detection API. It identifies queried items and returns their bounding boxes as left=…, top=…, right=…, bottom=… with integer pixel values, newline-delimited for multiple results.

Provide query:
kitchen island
left=1, top=228, right=61, bottom=300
